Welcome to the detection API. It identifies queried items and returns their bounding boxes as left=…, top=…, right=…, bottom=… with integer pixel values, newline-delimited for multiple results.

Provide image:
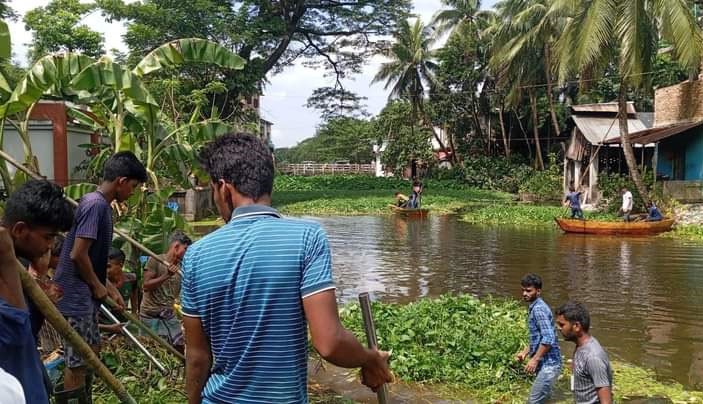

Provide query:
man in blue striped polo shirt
left=181, top=133, right=392, bottom=403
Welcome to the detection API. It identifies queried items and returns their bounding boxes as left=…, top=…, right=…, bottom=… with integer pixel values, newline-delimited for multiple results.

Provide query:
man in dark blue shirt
left=564, top=186, right=584, bottom=219
left=515, top=273, right=562, bottom=404
left=0, top=180, right=74, bottom=404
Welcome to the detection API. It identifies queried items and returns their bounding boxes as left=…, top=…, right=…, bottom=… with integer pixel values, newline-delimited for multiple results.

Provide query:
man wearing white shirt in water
left=620, top=187, right=633, bottom=222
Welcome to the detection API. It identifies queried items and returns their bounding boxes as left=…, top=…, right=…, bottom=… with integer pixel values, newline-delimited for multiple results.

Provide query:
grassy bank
left=271, top=176, right=512, bottom=216
left=338, top=295, right=703, bottom=403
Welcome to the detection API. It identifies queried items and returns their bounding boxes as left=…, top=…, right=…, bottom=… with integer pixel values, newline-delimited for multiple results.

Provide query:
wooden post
left=358, top=293, right=388, bottom=404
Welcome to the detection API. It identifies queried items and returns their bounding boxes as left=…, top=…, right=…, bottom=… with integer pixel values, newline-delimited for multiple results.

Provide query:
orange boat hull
left=555, top=218, right=675, bottom=235
left=389, top=205, right=429, bottom=218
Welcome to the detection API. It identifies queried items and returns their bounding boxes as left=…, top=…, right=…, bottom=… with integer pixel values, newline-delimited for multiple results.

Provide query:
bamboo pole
left=17, top=269, right=137, bottom=404
left=0, top=149, right=185, bottom=362
left=358, top=292, right=388, bottom=404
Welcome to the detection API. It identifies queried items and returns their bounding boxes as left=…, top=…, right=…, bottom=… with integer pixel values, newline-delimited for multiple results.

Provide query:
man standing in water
left=515, top=274, right=562, bottom=403
left=555, top=301, right=613, bottom=404
left=181, top=133, right=392, bottom=403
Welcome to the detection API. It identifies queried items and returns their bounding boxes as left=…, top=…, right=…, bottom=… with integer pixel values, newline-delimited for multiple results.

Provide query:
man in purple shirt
left=0, top=180, right=74, bottom=404
left=54, top=151, right=146, bottom=401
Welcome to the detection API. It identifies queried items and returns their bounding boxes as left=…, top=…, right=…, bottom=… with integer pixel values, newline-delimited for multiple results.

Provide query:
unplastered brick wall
left=655, top=79, right=703, bottom=127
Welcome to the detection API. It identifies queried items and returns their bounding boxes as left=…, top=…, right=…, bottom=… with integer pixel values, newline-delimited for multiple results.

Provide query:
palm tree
left=432, top=0, right=498, bottom=153
left=373, top=18, right=448, bottom=153
left=553, top=0, right=703, bottom=201
left=490, top=0, right=553, bottom=169
left=431, top=0, right=488, bottom=36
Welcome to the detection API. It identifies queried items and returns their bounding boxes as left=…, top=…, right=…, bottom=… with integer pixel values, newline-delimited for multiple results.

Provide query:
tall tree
left=305, top=87, right=369, bottom=121
left=553, top=0, right=703, bottom=201
left=97, top=0, right=412, bottom=120
left=373, top=19, right=447, bottom=154
left=490, top=0, right=552, bottom=169
left=24, top=0, right=105, bottom=62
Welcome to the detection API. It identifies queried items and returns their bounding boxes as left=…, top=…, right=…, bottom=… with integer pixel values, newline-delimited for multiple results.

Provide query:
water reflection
left=311, top=215, right=703, bottom=388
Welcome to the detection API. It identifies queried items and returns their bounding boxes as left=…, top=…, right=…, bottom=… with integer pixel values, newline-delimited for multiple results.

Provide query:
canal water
left=307, top=214, right=703, bottom=389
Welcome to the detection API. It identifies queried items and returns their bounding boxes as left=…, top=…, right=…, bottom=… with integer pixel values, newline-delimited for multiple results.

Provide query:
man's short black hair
left=108, top=247, right=125, bottom=264
left=3, top=180, right=74, bottom=232
left=103, top=151, right=148, bottom=183
left=52, top=235, right=65, bottom=257
left=556, top=301, right=591, bottom=332
left=197, top=133, right=274, bottom=200
left=521, top=273, right=543, bottom=289
left=169, top=230, right=192, bottom=246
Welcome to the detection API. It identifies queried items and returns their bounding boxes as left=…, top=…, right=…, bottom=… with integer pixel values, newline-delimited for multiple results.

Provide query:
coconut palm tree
left=552, top=0, right=703, bottom=201
left=373, top=18, right=447, bottom=153
left=490, top=0, right=553, bottom=169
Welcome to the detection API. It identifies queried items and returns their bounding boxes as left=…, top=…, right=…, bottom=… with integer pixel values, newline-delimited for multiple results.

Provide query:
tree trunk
left=528, top=89, right=545, bottom=170
left=469, top=93, right=485, bottom=147
left=544, top=44, right=561, bottom=137
left=498, top=102, right=510, bottom=158
left=417, top=100, right=448, bottom=152
left=516, top=109, right=533, bottom=160
left=618, top=83, right=649, bottom=203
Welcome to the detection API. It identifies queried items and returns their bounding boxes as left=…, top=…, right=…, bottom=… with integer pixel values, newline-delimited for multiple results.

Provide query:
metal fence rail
left=278, top=163, right=375, bottom=176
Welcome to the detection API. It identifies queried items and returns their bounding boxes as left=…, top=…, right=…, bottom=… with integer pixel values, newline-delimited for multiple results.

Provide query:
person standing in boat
left=619, top=187, right=633, bottom=222
left=564, top=186, right=584, bottom=219
left=407, top=181, right=423, bottom=209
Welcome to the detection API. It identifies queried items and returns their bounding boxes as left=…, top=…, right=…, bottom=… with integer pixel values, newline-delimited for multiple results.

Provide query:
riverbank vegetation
left=338, top=295, right=703, bottom=403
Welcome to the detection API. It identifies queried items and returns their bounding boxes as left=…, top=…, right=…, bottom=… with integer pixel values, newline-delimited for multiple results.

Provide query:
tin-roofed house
left=564, top=102, right=653, bottom=205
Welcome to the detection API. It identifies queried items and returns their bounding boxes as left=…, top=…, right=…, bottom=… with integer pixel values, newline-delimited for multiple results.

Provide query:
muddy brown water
left=303, top=215, right=703, bottom=390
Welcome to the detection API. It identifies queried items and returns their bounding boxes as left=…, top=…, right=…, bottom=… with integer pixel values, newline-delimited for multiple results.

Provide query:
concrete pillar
left=589, top=150, right=599, bottom=204
left=574, top=160, right=582, bottom=190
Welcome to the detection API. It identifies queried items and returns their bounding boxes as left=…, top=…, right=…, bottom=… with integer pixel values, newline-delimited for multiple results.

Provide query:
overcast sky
left=7, top=0, right=497, bottom=148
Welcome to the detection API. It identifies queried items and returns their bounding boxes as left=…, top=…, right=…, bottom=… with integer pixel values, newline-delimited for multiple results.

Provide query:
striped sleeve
left=180, top=247, right=200, bottom=317
left=301, top=227, right=335, bottom=299
left=74, top=201, right=104, bottom=240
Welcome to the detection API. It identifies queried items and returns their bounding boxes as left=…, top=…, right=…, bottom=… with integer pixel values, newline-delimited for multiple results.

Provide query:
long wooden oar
left=358, top=292, right=388, bottom=404
left=0, top=149, right=185, bottom=362
left=17, top=268, right=136, bottom=404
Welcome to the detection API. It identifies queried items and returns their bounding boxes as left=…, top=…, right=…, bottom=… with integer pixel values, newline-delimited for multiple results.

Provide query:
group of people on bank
left=517, top=274, right=613, bottom=404
left=564, top=185, right=663, bottom=222
left=0, top=132, right=618, bottom=404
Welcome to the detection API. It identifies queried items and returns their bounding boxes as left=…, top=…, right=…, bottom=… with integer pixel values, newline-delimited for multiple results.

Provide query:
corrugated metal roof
left=571, top=102, right=637, bottom=115
left=572, top=115, right=648, bottom=144
left=604, top=120, right=703, bottom=145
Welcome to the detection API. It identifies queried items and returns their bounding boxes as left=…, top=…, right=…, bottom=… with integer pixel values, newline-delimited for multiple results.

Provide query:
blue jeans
left=571, top=207, right=584, bottom=219
left=527, top=364, right=561, bottom=404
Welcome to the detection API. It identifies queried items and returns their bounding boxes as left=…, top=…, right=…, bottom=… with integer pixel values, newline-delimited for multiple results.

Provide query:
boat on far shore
left=555, top=217, right=675, bottom=236
left=388, top=205, right=429, bottom=218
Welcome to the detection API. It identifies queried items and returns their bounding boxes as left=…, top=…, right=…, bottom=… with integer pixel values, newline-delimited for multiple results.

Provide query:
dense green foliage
left=274, top=118, right=375, bottom=164
left=24, top=0, right=105, bottom=62
left=518, top=154, right=563, bottom=201
left=340, top=295, right=529, bottom=392
left=95, top=0, right=412, bottom=122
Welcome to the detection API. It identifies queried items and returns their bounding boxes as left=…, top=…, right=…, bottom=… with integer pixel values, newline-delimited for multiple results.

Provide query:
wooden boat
left=555, top=217, right=675, bottom=235
left=388, top=205, right=429, bottom=218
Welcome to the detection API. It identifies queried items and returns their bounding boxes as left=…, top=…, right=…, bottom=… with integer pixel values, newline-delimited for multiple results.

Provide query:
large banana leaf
left=64, top=183, right=98, bottom=200
left=0, top=20, right=9, bottom=60
left=70, top=57, right=158, bottom=108
left=133, top=38, right=246, bottom=77
left=0, top=54, right=95, bottom=118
